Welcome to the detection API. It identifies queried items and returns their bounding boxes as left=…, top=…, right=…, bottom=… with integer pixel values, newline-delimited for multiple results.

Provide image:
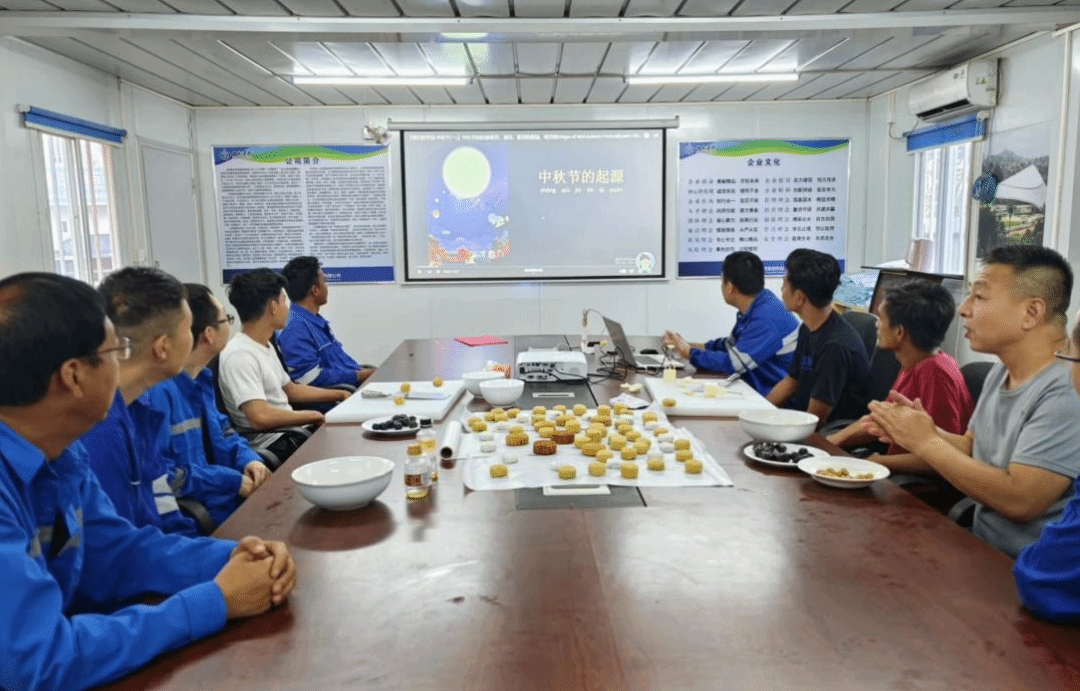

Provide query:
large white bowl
left=738, top=409, right=818, bottom=442
left=479, top=377, right=525, bottom=406
left=291, top=456, right=394, bottom=511
left=462, top=370, right=506, bottom=396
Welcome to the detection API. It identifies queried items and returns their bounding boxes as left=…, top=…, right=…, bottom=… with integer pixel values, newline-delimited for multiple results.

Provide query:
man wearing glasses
left=0, top=272, right=297, bottom=690
left=869, top=245, right=1080, bottom=558
left=142, top=284, right=272, bottom=527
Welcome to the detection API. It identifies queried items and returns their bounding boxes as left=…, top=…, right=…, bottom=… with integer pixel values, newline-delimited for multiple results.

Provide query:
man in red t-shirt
left=827, top=280, right=973, bottom=458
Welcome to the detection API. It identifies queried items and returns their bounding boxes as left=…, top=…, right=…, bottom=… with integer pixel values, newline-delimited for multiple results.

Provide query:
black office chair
left=961, top=361, right=994, bottom=404
left=840, top=309, right=879, bottom=362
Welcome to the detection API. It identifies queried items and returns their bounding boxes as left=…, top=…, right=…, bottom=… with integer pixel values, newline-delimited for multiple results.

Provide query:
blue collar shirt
left=277, top=303, right=362, bottom=388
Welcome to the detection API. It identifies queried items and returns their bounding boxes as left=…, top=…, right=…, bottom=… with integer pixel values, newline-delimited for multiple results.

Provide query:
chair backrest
left=840, top=309, right=879, bottom=361
left=206, top=355, right=230, bottom=417
left=961, top=361, right=995, bottom=403
left=867, top=347, right=903, bottom=403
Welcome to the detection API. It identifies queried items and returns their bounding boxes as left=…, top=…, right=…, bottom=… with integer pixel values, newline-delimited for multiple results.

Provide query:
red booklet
left=455, top=335, right=509, bottom=346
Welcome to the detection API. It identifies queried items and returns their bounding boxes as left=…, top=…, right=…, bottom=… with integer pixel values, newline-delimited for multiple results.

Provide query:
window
left=910, top=141, right=973, bottom=275
left=41, top=133, right=121, bottom=284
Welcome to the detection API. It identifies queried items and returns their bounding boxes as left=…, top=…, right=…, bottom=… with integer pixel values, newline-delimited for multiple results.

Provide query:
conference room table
left=103, top=335, right=1080, bottom=691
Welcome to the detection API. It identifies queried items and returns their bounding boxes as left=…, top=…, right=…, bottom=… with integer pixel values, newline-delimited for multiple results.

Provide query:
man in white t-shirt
left=219, top=269, right=348, bottom=450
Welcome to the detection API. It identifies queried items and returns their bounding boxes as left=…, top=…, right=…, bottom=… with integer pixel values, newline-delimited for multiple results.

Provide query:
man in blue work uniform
left=663, top=251, right=799, bottom=395
left=143, top=283, right=273, bottom=526
left=0, top=272, right=296, bottom=691
left=81, top=267, right=251, bottom=535
left=278, top=255, right=375, bottom=388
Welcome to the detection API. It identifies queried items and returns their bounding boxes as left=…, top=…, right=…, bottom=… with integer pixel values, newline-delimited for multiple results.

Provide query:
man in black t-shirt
left=765, top=249, right=872, bottom=426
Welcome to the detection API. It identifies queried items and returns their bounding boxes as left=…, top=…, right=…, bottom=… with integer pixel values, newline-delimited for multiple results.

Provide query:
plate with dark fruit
left=743, top=440, right=828, bottom=469
left=361, top=414, right=421, bottom=437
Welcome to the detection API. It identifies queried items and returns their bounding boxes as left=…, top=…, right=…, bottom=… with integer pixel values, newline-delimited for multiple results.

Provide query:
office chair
left=961, top=361, right=994, bottom=404
left=840, top=309, right=879, bottom=361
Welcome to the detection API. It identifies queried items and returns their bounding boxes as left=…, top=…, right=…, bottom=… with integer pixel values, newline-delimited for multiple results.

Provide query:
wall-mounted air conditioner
left=909, top=59, right=998, bottom=123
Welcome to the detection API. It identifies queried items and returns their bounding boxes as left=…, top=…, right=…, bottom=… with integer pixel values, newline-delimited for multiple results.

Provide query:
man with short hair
left=827, top=279, right=973, bottom=456
left=143, top=284, right=272, bottom=526
left=278, top=256, right=375, bottom=387
left=219, top=269, right=347, bottom=454
left=663, top=251, right=799, bottom=395
left=870, top=245, right=1080, bottom=558
left=0, top=272, right=296, bottom=691
left=766, top=249, right=873, bottom=425
left=80, top=267, right=204, bottom=536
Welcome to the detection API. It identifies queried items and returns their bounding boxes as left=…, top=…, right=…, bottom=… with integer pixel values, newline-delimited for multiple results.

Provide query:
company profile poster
left=677, top=139, right=849, bottom=278
left=214, top=145, right=394, bottom=284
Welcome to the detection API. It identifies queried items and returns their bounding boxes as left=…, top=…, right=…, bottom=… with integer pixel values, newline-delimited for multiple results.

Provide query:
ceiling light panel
left=466, top=43, right=516, bottom=75
left=559, top=43, right=610, bottom=74
left=516, top=43, right=561, bottom=74
left=418, top=43, right=474, bottom=76
left=456, top=0, right=511, bottom=17
left=636, top=41, right=706, bottom=75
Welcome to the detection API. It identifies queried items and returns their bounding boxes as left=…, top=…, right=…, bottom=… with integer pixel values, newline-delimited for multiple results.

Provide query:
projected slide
left=402, top=129, right=665, bottom=281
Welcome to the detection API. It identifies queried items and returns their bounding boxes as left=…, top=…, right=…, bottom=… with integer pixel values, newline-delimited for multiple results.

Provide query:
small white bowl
left=291, top=456, right=393, bottom=511
left=462, top=370, right=506, bottom=396
left=797, top=456, right=890, bottom=489
left=479, top=377, right=525, bottom=406
left=738, top=409, right=818, bottom=442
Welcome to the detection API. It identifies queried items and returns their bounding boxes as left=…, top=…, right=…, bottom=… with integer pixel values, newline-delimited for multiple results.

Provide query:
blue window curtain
left=906, top=114, right=986, bottom=153
left=20, top=106, right=127, bottom=146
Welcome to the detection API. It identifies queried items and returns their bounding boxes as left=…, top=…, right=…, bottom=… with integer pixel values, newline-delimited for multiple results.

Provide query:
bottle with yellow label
left=404, top=443, right=430, bottom=500
left=417, top=418, right=438, bottom=482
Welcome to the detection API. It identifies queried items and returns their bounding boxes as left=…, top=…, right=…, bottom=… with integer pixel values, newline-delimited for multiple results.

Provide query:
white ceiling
left=2, top=1, right=1079, bottom=106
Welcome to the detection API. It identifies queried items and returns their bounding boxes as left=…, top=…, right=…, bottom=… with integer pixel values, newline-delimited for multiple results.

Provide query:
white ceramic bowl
left=738, top=409, right=818, bottom=442
left=291, top=456, right=394, bottom=511
left=462, top=370, right=506, bottom=396
left=796, top=456, right=890, bottom=489
left=479, top=377, right=525, bottom=406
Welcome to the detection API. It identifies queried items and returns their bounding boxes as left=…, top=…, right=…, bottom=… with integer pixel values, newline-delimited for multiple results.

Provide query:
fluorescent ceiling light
left=293, top=76, right=471, bottom=86
left=625, top=74, right=799, bottom=85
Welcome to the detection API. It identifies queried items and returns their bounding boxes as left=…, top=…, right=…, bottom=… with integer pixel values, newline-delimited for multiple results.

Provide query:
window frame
left=910, top=140, right=974, bottom=276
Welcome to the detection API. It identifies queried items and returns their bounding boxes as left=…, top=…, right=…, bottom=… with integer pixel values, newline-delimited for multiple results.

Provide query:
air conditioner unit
left=909, top=59, right=998, bottom=123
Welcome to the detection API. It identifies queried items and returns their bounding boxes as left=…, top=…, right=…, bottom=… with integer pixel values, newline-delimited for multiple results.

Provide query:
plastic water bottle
left=404, top=443, right=430, bottom=501
left=417, top=418, right=438, bottom=482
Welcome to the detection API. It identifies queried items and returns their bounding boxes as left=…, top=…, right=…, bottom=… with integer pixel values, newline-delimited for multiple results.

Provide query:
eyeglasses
left=215, top=314, right=236, bottom=326
left=95, top=336, right=132, bottom=361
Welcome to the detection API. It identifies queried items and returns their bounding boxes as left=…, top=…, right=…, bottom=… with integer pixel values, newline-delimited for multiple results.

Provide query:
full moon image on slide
left=426, top=144, right=511, bottom=266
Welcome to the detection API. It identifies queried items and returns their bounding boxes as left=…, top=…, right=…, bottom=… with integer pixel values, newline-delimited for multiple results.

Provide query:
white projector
left=515, top=350, right=589, bottom=382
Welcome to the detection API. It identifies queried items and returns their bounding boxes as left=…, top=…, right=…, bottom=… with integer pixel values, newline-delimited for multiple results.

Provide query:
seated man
left=827, top=279, right=973, bottom=455
left=143, top=284, right=272, bottom=526
left=766, top=249, right=872, bottom=425
left=1014, top=312, right=1080, bottom=621
left=220, top=269, right=348, bottom=457
left=279, top=256, right=375, bottom=388
left=663, top=251, right=799, bottom=395
left=870, top=245, right=1080, bottom=558
left=0, top=272, right=295, bottom=691
left=81, top=267, right=245, bottom=536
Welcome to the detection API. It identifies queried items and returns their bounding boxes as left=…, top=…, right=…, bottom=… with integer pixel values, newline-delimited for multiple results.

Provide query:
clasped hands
left=863, top=390, right=939, bottom=454
left=214, top=536, right=298, bottom=620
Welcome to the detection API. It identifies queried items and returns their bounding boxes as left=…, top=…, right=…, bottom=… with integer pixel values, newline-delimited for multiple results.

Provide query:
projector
left=515, top=351, right=589, bottom=382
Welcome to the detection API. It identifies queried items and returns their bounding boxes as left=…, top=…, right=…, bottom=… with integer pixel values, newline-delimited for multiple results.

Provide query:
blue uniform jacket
left=688, top=289, right=800, bottom=395
left=1014, top=480, right=1080, bottom=622
left=143, top=371, right=255, bottom=526
left=0, top=421, right=234, bottom=691
left=277, top=302, right=361, bottom=387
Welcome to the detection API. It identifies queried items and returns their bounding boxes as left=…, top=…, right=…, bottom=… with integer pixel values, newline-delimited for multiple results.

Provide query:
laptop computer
left=602, top=315, right=685, bottom=370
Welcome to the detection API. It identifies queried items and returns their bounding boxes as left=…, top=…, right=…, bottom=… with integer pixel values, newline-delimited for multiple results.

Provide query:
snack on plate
left=659, top=442, right=675, bottom=453
left=478, top=431, right=494, bottom=441
left=507, top=408, right=520, bottom=418
left=644, top=420, right=659, bottom=431
left=647, top=456, right=665, bottom=471
left=620, top=447, right=638, bottom=461
left=574, top=434, right=589, bottom=449
left=685, top=458, right=704, bottom=474
left=674, top=439, right=692, bottom=451
left=596, top=404, right=612, bottom=416
left=657, top=433, right=674, bottom=444
left=506, top=432, right=529, bottom=446
left=573, top=404, right=587, bottom=416
left=616, top=422, right=633, bottom=435
left=501, top=452, right=518, bottom=464
left=654, top=427, right=670, bottom=437
left=594, top=415, right=613, bottom=427
left=704, top=384, right=720, bottom=398
left=400, top=382, right=411, bottom=393
left=565, top=420, right=582, bottom=434
left=394, top=396, right=406, bottom=406
left=555, top=415, right=572, bottom=427
left=554, top=404, right=567, bottom=413
left=625, top=430, right=642, bottom=442
left=537, top=426, right=556, bottom=439
left=589, top=461, right=607, bottom=477
left=485, top=411, right=499, bottom=422
left=489, top=463, right=509, bottom=478
left=642, top=411, right=659, bottom=423
left=586, top=429, right=605, bottom=443
left=661, top=398, right=677, bottom=408
left=469, top=420, right=488, bottom=433
left=817, top=467, right=874, bottom=480
left=595, top=449, right=614, bottom=463
left=432, top=376, right=444, bottom=387
left=614, top=403, right=629, bottom=416
left=675, top=449, right=693, bottom=463
left=509, top=424, right=525, bottom=435
left=558, top=465, right=577, bottom=480
left=495, top=421, right=510, bottom=432
left=582, top=442, right=602, bottom=457
left=608, top=435, right=626, bottom=451
left=552, top=431, right=575, bottom=445
left=634, top=439, right=651, bottom=454
left=532, top=406, right=547, bottom=416
left=480, top=441, right=497, bottom=453
left=533, top=440, right=557, bottom=455
left=621, top=462, right=639, bottom=479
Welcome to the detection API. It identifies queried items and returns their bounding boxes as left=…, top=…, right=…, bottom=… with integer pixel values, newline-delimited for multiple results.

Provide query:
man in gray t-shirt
left=969, top=362, right=1080, bottom=556
left=869, top=245, right=1079, bottom=558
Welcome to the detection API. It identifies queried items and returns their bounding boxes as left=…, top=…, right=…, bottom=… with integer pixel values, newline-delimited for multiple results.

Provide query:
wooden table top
left=103, top=337, right=1080, bottom=691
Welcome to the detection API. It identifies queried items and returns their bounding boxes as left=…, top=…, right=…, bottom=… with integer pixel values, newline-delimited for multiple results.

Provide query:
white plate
left=742, top=441, right=829, bottom=469
left=797, top=456, right=890, bottom=489
left=360, top=415, right=420, bottom=437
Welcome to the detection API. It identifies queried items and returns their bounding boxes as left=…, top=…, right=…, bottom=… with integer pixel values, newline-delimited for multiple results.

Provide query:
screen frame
left=400, top=126, right=667, bottom=284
